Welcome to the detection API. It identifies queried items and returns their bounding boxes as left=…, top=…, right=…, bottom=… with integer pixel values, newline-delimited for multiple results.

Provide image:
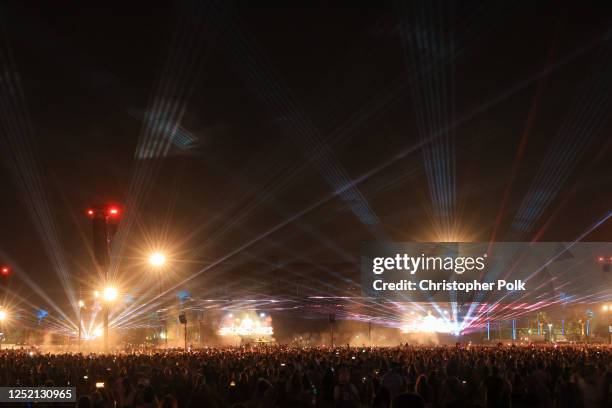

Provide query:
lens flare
left=103, top=287, right=118, bottom=302
left=149, top=252, right=166, bottom=267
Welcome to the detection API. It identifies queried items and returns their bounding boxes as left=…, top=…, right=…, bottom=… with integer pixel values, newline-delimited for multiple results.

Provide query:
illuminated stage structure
left=401, top=311, right=455, bottom=335
left=51, top=249, right=609, bottom=348
left=86, top=204, right=121, bottom=351
left=218, top=311, right=274, bottom=344
left=157, top=251, right=610, bottom=346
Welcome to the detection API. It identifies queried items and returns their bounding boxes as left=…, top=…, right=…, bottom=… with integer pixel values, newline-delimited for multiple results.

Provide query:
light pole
left=329, top=314, right=335, bottom=348
left=603, top=305, right=612, bottom=344
left=78, top=300, right=84, bottom=352
left=149, top=252, right=167, bottom=347
left=103, top=286, right=118, bottom=352
left=149, top=253, right=166, bottom=299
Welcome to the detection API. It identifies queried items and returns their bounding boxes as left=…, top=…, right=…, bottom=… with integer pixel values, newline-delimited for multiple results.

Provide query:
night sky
left=0, top=1, right=610, bottom=318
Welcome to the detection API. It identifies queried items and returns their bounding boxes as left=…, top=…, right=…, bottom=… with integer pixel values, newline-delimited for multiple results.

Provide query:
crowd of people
left=0, top=343, right=610, bottom=407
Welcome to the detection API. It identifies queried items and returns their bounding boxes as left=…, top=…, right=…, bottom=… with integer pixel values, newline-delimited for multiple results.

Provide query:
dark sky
left=0, top=1, right=610, bottom=318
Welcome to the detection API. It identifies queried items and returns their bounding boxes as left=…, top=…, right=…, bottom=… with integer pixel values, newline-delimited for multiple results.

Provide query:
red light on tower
left=1, top=266, right=9, bottom=276
left=86, top=205, right=121, bottom=218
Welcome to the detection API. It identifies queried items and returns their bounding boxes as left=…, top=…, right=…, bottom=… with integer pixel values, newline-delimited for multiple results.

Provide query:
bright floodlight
left=604, top=305, right=609, bottom=311
left=149, top=252, right=166, bottom=267
left=0, top=310, right=6, bottom=321
left=103, top=287, right=118, bottom=302
left=78, top=300, right=85, bottom=308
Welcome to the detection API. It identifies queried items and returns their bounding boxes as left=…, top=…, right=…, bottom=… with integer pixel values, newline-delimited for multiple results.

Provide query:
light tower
left=86, top=204, right=121, bottom=352
left=78, top=300, right=84, bottom=351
